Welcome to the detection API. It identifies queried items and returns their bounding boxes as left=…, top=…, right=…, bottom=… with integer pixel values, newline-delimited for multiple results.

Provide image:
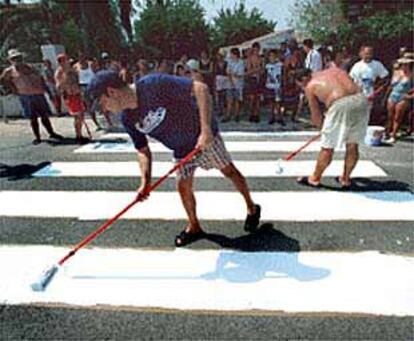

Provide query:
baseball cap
left=186, top=59, right=200, bottom=71
left=7, top=49, right=23, bottom=60
left=87, top=70, right=126, bottom=101
left=101, top=52, right=110, bottom=59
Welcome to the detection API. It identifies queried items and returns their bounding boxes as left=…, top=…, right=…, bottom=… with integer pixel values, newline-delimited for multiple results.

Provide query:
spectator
left=245, top=42, right=264, bottom=122
left=349, top=45, right=389, bottom=122
left=119, top=57, right=133, bottom=84
left=384, top=56, right=414, bottom=143
left=42, top=59, right=63, bottom=116
left=199, top=51, right=213, bottom=92
left=283, top=44, right=303, bottom=122
left=303, top=39, right=323, bottom=73
left=223, top=48, right=244, bottom=122
left=74, top=53, right=102, bottom=131
left=55, top=53, right=89, bottom=143
left=264, top=49, right=284, bottom=125
left=280, top=40, right=291, bottom=60
left=186, top=59, right=203, bottom=82
left=212, top=51, right=229, bottom=117
left=175, top=64, right=186, bottom=77
left=134, top=59, right=150, bottom=81
left=100, top=52, right=121, bottom=73
left=0, top=49, right=63, bottom=144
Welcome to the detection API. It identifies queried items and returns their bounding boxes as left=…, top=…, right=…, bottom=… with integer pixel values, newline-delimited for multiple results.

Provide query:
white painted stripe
left=1, top=246, right=413, bottom=316
left=102, top=131, right=320, bottom=140
left=0, top=191, right=412, bottom=221
left=33, top=160, right=387, bottom=178
left=74, top=141, right=330, bottom=154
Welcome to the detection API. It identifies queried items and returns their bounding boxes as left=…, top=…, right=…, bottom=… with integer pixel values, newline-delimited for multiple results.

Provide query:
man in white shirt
left=303, top=39, right=322, bottom=73
left=349, top=45, right=389, bottom=99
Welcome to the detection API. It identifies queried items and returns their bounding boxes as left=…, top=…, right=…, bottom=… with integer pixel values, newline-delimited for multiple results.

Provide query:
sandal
left=297, top=176, right=320, bottom=188
left=175, top=229, right=205, bottom=247
left=334, top=176, right=352, bottom=190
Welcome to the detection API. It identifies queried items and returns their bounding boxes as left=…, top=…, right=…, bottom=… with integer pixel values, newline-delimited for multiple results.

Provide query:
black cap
left=87, top=70, right=125, bottom=101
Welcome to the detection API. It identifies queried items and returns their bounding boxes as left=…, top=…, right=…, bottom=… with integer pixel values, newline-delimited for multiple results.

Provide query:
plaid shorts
left=175, top=133, right=232, bottom=180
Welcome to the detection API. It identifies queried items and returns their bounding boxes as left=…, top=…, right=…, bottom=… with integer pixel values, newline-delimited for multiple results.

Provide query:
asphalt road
left=0, top=115, right=413, bottom=340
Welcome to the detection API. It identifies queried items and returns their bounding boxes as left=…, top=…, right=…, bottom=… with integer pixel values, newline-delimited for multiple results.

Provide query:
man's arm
left=136, top=146, right=152, bottom=200
left=193, top=80, right=213, bottom=150
left=305, top=86, right=323, bottom=128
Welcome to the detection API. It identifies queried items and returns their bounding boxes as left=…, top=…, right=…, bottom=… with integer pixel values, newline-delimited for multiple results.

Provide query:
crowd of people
left=0, top=38, right=413, bottom=145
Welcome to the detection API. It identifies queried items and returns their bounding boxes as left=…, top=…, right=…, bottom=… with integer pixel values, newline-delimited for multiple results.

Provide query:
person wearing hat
left=87, top=70, right=261, bottom=247
left=55, top=53, right=89, bottom=144
left=100, top=52, right=121, bottom=73
left=0, top=49, right=63, bottom=144
left=384, top=55, right=414, bottom=143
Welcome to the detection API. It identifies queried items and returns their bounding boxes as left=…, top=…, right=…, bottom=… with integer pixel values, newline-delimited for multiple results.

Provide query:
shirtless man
left=245, top=42, right=264, bottom=122
left=295, top=67, right=369, bottom=189
left=0, top=49, right=63, bottom=144
left=55, top=53, right=89, bottom=143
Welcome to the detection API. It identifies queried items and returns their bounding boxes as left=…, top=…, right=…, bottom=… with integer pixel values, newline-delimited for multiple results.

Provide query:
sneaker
left=244, top=204, right=261, bottom=233
left=32, top=138, right=42, bottom=145
left=384, top=137, right=396, bottom=144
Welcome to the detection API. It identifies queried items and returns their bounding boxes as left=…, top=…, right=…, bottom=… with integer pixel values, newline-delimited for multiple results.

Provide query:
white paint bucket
left=365, top=126, right=385, bottom=146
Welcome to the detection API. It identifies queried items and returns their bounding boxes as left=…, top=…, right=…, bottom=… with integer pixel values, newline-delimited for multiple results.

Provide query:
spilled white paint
left=33, top=160, right=387, bottom=178
left=0, top=246, right=413, bottom=316
left=0, top=191, right=412, bottom=221
left=74, top=141, right=330, bottom=154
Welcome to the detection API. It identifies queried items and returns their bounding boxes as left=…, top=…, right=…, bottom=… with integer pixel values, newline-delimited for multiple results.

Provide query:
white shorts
left=321, top=93, right=369, bottom=149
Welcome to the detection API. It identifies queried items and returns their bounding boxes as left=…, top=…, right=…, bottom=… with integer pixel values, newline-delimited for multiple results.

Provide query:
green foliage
left=290, top=0, right=345, bottom=43
left=60, top=19, right=84, bottom=57
left=134, top=0, right=210, bottom=59
left=291, top=0, right=414, bottom=49
left=211, top=2, right=276, bottom=48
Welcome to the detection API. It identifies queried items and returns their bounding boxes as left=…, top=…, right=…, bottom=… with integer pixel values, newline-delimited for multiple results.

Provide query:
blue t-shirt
left=121, top=73, right=219, bottom=158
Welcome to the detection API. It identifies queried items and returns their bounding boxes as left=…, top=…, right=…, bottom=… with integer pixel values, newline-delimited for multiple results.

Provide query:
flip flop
left=297, top=176, right=320, bottom=188
left=334, top=176, right=352, bottom=190
left=175, top=230, right=205, bottom=247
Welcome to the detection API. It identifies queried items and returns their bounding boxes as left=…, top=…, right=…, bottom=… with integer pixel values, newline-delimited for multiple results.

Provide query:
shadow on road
left=0, top=162, right=50, bottom=181
left=202, top=224, right=330, bottom=283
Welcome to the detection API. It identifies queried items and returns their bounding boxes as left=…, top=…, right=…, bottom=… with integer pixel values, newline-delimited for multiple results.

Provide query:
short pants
left=226, top=87, right=243, bottom=101
left=64, top=94, right=85, bottom=116
left=321, top=93, right=369, bottom=149
left=175, top=133, right=232, bottom=180
left=19, top=94, right=52, bottom=119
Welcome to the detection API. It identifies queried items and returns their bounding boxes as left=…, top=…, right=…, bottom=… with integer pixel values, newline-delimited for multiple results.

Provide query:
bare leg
left=30, top=116, right=41, bottom=141
left=310, top=148, right=334, bottom=183
left=386, top=100, right=396, bottom=137
left=176, top=175, right=202, bottom=233
left=74, top=114, right=84, bottom=139
left=40, top=116, right=55, bottom=136
left=391, top=101, right=408, bottom=139
left=341, top=143, right=359, bottom=186
left=220, top=163, right=256, bottom=215
left=234, top=99, right=242, bottom=120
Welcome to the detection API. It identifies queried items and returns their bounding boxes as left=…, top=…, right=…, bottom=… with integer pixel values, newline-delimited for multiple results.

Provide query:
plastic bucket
left=365, top=126, right=385, bottom=146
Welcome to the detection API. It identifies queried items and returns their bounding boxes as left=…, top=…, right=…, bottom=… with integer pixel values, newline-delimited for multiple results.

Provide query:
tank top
left=78, top=66, right=95, bottom=86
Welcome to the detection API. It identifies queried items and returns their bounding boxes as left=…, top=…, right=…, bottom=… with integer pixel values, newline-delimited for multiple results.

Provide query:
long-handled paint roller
left=31, top=147, right=200, bottom=291
left=275, top=133, right=321, bottom=174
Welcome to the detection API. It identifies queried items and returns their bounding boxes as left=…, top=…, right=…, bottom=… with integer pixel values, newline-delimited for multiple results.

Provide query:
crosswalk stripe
left=102, top=131, right=321, bottom=140
left=33, top=160, right=387, bottom=178
left=0, top=191, right=412, bottom=221
left=1, top=246, right=413, bottom=316
left=74, top=141, right=336, bottom=154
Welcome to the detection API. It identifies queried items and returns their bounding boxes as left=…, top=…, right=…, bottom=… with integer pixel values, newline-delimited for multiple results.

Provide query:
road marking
left=33, top=160, right=387, bottom=178
left=0, top=191, right=412, bottom=221
left=102, top=131, right=321, bottom=140
left=74, top=141, right=332, bottom=154
left=1, top=246, right=413, bottom=316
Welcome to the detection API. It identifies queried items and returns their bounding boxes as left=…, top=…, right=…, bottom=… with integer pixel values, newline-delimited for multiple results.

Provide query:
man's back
left=308, top=67, right=360, bottom=107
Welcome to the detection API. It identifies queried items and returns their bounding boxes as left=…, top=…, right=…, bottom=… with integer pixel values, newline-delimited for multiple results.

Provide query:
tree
left=134, top=0, right=210, bottom=59
left=290, top=0, right=345, bottom=44
left=210, top=3, right=276, bottom=48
